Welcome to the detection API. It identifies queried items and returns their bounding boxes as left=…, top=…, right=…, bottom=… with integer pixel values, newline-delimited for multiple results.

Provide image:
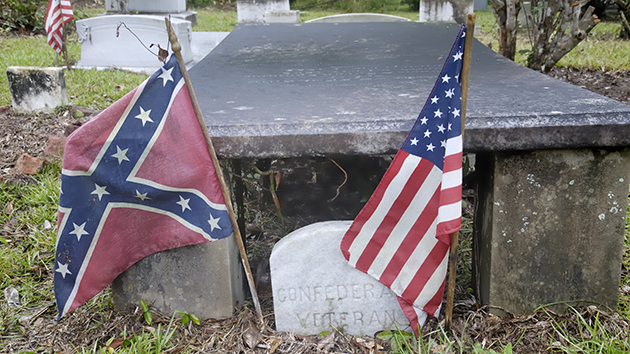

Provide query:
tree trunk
left=527, top=2, right=598, bottom=72
left=491, top=0, right=521, bottom=60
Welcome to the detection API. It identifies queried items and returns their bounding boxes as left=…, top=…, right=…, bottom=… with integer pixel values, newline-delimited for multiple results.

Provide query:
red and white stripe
left=45, top=0, right=74, bottom=55
left=340, top=132, right=462, bottom=329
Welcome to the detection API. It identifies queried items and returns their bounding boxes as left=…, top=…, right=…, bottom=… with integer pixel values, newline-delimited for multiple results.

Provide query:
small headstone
left=103, top=0, right=197, bottom=26
left=6, top=67, right=68, bottom=114
left=15, top=153, right=45, bottom=175
left=270, top=221, right=410, bottom=336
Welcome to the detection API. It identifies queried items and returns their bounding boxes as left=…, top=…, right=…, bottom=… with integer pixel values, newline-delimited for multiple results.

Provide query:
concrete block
left=237, top=0, right=289, bottom=23
left=473, top=148, right=630, bottom=315
left=418, top=0, right=473, bottom=24
left=270, top=221, right=410, bottom=336
left=76, top=15, right=192, bottom=71
left=265, top=10, right=300, bottom=23
left=6, top=66, right=68, bottom=114
left=111, top=235, right=245, bottom=319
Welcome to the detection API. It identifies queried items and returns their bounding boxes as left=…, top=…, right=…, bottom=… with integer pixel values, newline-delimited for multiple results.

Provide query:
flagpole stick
left=444, top=13, right=475, bottom=332
left=164, top=19, right=265, bottom=326
left=57, top=1, right=70, bottom=69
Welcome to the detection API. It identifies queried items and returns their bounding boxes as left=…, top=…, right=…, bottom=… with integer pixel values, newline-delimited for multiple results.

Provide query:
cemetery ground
left=2, top=4, right=630, bottom=354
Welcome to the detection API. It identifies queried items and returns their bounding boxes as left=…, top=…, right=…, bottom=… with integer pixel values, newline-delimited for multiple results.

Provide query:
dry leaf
left=268, top=336, right=282, bottom=354
left=5, top=201, right=13, bottom=214
left=107, top=338, right=125, bottom=349
left=241, top=315, right=261, bottom=349
left=317, top=332, right=335, bottom=351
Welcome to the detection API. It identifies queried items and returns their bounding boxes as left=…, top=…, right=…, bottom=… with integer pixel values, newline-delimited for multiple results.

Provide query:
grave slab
left=111, top=235, right=245, bottom=319
left=189, top=22, right=630, bottom=316
left=6, top=66, right=68, bottom=113
left=76, top=15, right=192, bottom=72
left=271, top=221, right=410, bottom=336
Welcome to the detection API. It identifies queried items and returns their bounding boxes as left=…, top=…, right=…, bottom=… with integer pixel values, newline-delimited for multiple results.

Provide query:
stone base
left=473, top=148, right=630, bottom=316
left=76, top=15, right=192, bottom=71
left=6, top=66, right=68, bottom=113
left=112, top=235, right=245, bottom=319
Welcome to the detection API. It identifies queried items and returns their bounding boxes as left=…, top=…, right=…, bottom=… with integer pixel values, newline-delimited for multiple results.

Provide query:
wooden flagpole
left=444, top=13, right=475, bottom=332
left=164, top=19, right=265, bottom=325
left=58, top=1, right=71, bottom=69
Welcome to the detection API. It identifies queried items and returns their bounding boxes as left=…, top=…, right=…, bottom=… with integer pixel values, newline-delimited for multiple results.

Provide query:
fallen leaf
left=107, top=338, right=125, bottom=349
left=268, top=336, right=282, bottom=354
left=241, top=315, right=261, bottom=349
left=317, top=332, right=335, bottom=351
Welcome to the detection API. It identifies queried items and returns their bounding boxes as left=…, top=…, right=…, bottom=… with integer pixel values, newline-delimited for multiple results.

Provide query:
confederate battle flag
left=54, top=54, right=233, bottom=319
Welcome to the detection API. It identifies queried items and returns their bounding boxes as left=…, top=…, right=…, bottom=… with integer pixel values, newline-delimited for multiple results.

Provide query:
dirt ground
left=1, top=68, right=629, bottom=353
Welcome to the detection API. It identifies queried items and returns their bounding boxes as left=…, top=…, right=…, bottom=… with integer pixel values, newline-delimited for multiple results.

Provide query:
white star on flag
left=134, top=190, right=150, bottom=201
left=56, top=262, right=72, bottom=279
left=410, top=137, right=419, bottom=145
left=135, top=107, right=154, bottom=126
left=158, top=67, right=174, bottom=86
left=434, top=109, right=443, bottom=118
left=426, top=143, right=435, bottom=151
left=70, top=222, right=89, bottom=241
left=208, top=214, right=222, bottom=231
left=424, top=129, right=432, bottom=138
left=452, top=108, right=460, bottom=118
left=176, top=195, right=191, bottom=212
left=445, top=88, right=455, bottom=98
left=441, top=74, right=450, bottom=83
left=438, top=124, right=446, bottom=133
left=431, top=96, right=439, bottom=104
left=112, top=146, right=130, bottom=164
left=420, top=117, right=428, bottom=125
left=453, top=51, right=463, bottom=61
left=91, top=184, right=110, bottom=201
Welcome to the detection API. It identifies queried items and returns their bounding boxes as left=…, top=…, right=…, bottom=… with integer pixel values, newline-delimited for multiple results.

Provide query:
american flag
left=45, top=0, right=74, bottom=55
left=54, top=54, right=233, bottom=319
left=340, top=26, right=466, bottom=332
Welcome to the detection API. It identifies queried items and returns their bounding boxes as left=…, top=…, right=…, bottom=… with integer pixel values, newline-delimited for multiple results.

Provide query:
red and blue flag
left=55, top=54, right=232, bottom=319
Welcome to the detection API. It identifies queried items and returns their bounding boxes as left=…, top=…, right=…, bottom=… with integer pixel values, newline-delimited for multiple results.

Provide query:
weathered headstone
left=418, top=0, right=473, bottom=23
left=76, top=15, right=192, bottom=71
left=237, top=0, right=292, bottom=23
left=6, top=66, right=68, bottom=113
left=271, top=221, right=410, bottom=336
left=111, top=235, right=245, bottom=319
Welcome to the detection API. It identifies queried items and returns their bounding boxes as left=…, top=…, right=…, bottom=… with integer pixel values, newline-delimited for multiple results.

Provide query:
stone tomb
left=189, top=22, right=630, bottom=316
left=271, top=221, right=409, bottom=335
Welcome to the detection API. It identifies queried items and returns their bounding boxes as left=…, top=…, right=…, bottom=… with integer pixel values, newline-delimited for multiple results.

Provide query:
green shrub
left=0, top=0, right=47, bottom=32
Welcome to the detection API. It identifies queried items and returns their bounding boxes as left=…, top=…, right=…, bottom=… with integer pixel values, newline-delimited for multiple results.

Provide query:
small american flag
left=340, top=26, right=466, bottom=332
left=54, top=54, right=233, bottom=319
left=45, top=0, right=74, bottom=55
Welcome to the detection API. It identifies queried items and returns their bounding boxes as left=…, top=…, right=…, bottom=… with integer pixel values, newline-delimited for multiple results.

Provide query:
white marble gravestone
left=270, top=221, right=410, bottom=336
left=237, top=0, right=294, bottom=23
left=76, top=15, right=192, bottom=72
